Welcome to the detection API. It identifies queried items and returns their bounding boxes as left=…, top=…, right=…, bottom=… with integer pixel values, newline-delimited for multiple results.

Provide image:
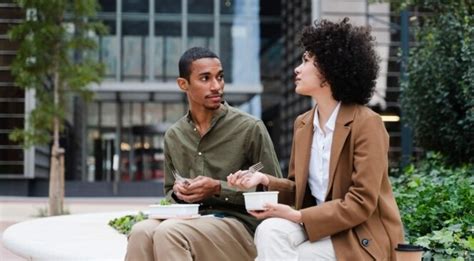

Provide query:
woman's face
left=294, top=52, right=325, bottom=97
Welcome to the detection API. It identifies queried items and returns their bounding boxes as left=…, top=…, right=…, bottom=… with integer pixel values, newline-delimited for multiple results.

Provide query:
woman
left=228, top=18, right=404, bottom=260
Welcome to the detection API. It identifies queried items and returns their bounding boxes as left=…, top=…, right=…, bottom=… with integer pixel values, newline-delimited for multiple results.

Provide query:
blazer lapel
left=325, top=104, right=356, bottom=200
left=294, top=106, right=316, bottom=208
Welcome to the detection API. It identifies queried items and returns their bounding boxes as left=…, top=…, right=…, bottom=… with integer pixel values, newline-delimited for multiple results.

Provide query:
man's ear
left=177, top=77, right=188, bottom=91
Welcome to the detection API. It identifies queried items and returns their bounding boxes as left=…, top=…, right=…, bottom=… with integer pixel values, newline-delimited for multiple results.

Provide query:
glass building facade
left=84, top=0, right=281, bottom=183
left=0, top=0, right=413, bottom=196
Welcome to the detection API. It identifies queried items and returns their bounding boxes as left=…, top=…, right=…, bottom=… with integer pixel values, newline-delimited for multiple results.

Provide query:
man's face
left=184, top=58, right=224, bottom=111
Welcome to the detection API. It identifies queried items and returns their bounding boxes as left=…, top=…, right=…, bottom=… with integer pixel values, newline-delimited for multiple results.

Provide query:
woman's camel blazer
left=266, top=104, right=404, bottom=260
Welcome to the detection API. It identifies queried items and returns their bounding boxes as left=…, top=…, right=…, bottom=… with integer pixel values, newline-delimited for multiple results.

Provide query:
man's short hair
left=179, top=47, right=219, bottom=81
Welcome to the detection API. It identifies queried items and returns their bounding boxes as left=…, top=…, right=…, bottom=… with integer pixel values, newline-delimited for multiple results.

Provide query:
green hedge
left=399, top=0, right=473, bottom=165
left=391, top=153, right=473, bottom=260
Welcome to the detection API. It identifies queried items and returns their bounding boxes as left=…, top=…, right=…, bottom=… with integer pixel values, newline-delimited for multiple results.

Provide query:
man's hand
left=173, top=176, right=221, bottom=203
left=248, top=203, right=302, bottom=223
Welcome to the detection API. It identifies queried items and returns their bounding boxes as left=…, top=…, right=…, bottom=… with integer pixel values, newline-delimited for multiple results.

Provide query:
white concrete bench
left=2, top=211, right=136, bottom=260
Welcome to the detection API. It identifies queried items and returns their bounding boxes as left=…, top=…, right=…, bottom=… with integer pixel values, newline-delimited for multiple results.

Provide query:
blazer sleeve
left=300, top=113, right=389, bottom=241
left=266, top=117, right=301, bottom=206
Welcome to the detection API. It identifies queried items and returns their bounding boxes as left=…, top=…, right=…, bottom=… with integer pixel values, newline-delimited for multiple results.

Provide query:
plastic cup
left=395, top=243, right=424, bottom=261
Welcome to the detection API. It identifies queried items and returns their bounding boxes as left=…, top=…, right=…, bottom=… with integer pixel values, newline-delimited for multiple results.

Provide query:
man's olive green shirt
left=163, top=103, right=282, bottom=234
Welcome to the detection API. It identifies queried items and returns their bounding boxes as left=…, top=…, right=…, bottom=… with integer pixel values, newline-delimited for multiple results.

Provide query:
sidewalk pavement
left=0, top=196, right=161, bottom=261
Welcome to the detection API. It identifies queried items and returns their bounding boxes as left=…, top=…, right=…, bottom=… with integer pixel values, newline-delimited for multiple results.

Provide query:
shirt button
left=198, top=152, right=202, bottom=155
left=225, top=197, right=229, bottom=201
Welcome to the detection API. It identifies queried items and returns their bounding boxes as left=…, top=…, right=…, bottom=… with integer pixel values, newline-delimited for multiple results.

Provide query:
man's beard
left=204, top=102, right=222, bottom=111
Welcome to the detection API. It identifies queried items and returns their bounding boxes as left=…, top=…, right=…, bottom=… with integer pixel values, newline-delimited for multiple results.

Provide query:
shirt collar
left=313, top=102, right=341, bottom=133
left=185, top=101, right=228, bottom=125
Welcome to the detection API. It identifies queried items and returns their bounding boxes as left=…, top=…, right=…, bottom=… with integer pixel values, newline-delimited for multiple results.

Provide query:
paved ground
left=0, top=196, right=160, bottom=261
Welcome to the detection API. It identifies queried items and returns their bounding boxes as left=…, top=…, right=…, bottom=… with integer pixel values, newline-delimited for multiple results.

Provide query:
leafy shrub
left=391, top=153, right=474, bottom=259
left=108, top=200, right=170, bottom=234
left=108, top=212, right=147, bottom=235
left=399, top=0, right=474, bottom=165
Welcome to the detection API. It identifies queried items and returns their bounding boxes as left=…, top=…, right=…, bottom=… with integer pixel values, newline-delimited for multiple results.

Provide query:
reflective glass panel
left=189, top=0, right=213, bottom=14
left=122, top=21, right=149, bottom=80
left=187, top=22, right=214, bottom=50
left=155, top=22, right=181, bottom=80
left=98, top=0, right=116, bottom=12
left=155, top=0, right=181, bottom=13
left=123, top=0, right=149, bottom=13
left=220, top=0, right=234, bottom=14
left=99, top=20, right=117, bottom=79
left=101, top=103, right=117, bottom=127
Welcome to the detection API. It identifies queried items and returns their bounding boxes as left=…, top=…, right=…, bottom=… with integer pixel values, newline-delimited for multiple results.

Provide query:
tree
left=8, top=0, right=106, bottom=215
left=398, top=0, right=473, bottom=165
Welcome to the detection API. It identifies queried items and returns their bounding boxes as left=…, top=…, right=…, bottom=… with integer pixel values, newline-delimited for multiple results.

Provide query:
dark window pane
left=123, top=0, right=149, bottom=13
left=0, top=133, right=19, bottom=145
left=0, top=102, right=24, bottom=114
left=103, top=20, right=116, bottom=35
left=123, top=21, right=148, bottom=36
left=98, top=0, right=116, bottom=12
left=0, top=88, right=24, bottom=98
left=188, top=22, right=214, bottom=52
left=155, top=0, right=181, bottom=13
left=0, top=54, right=15, bottom=66
left=220, top=0, right=234, bottom=14
left=260, top=0, right=281, bottom=16
left=0, top=164, right=23, bottom=174
left=1, top=117, right=24, bottom=129
left=0, top=149, right=23, bottom=161
left=188, top=22, right=213, bottom=37
left=155, top=22, right=181, bottom=36
left=261, top=23, right=281, bottom=38
left=219, top=23, right=232, bottom=82
left=189, top=0, right=213, bottom=14
left=0, top=72, right=14, bottom=82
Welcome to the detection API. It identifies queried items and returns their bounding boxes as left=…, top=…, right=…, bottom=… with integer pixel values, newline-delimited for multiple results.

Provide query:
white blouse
left=308, top=102, right=341, bottom=205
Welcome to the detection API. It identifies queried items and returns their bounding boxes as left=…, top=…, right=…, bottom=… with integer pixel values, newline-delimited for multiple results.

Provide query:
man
left=125, top=47, right=282, bottom=261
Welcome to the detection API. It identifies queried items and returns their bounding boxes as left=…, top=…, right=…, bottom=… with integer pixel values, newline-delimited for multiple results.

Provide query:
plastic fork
left=247, top=162, right=264, bottom=174
left=172, top=170, right=191, bottom=185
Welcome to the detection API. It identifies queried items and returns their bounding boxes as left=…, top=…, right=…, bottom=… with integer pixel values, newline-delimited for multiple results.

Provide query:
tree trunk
left=48, top=143, right=64, bottom=216
left=48, top=68, right=64, bottom=216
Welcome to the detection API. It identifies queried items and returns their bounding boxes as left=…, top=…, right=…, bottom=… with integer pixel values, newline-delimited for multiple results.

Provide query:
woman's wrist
left=260, top=173, right=270, bottom=186
left=292, top=210, right=303, bottom=223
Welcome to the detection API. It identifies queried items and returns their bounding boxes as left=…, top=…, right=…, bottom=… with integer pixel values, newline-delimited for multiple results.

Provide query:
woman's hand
left=249, top=203, right=302, bottom=223
left=227, top=170, right=268, bottom=190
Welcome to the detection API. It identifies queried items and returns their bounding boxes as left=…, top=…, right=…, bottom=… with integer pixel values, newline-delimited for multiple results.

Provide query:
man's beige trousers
left=125, top=216, right=256, bottom=261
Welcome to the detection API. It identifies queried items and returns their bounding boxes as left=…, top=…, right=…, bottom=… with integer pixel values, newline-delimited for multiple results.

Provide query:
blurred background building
left=0, top=0, right=411, bottom=196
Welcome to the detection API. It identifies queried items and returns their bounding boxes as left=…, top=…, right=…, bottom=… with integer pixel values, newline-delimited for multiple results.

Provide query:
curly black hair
left=299, top=17, right=379, bottom=105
